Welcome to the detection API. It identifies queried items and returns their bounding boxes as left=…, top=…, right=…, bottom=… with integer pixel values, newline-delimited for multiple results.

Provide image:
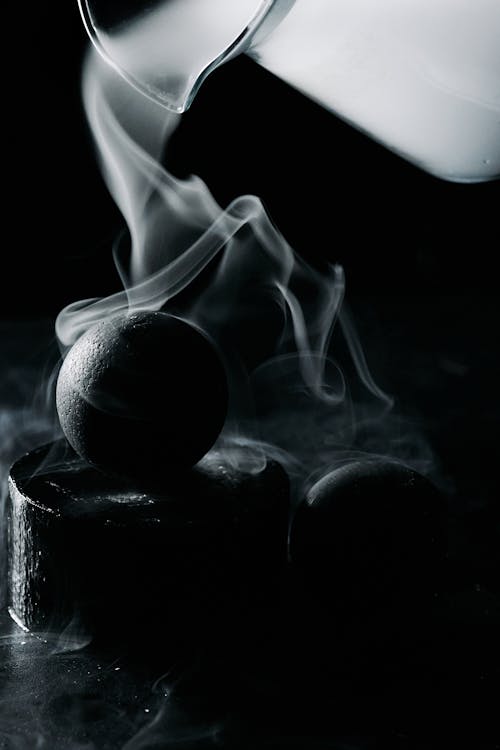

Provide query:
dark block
left=8, top=441, right=289, bottom=642
left=289, top=459, right=446, bottom=610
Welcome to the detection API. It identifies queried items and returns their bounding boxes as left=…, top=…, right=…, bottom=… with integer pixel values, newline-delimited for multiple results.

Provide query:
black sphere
left=56, top=311, right=228, bottom=482
left=289, top=460, right=446, bottom=609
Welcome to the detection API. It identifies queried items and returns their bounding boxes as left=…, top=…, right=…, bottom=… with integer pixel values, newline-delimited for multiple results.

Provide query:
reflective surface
left=1, top=584, right=499, bottom=749
left=1, top=317, right=499, bottom=749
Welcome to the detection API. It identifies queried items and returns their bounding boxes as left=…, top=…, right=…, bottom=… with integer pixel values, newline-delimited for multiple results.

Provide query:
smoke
left=0, top=39, right=440, bottom=750
left=54, top=48, right=435, bottom=496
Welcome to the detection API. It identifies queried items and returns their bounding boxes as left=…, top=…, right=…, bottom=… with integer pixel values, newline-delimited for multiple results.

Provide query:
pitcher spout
left=78, top=0, right=291, bottom=112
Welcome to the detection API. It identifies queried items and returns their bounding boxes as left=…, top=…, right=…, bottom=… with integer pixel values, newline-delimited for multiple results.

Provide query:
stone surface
left=8, top=440, right=289, bottom=640
left=56, top=311, right=228, bottom=483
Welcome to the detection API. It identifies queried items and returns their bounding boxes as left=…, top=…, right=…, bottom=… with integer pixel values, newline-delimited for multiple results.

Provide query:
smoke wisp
left=55, top=48, right=434, bottom=494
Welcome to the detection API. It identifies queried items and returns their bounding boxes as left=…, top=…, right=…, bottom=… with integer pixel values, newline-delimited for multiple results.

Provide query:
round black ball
left=56, top=311, right=228, bottom=482
left=289, top=460, right=446, bottom=609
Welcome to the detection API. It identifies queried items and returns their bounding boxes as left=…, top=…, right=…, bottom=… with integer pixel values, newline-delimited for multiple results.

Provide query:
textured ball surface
left=56, top=311, right=228, bottom=482
left=289, top=460, right=446, bottom=609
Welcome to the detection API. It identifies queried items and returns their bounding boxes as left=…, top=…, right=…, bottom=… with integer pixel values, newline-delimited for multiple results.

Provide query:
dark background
left=1, top=2, right=499, bottom=748
left=3, top=2, right=499, bottom=317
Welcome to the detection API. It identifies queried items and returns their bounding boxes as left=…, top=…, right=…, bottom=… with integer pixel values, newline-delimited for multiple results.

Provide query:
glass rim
left=77, top=0, right=283, bottom=112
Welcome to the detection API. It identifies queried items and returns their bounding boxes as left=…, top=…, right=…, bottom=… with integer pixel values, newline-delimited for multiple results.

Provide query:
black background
left=3, top=2, right=499, bottom=318
left=1, top=2, right=499, bottom=748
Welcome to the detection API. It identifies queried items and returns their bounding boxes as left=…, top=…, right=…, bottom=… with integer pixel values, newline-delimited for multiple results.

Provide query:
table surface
left=0, top=310, right=498, bottom=750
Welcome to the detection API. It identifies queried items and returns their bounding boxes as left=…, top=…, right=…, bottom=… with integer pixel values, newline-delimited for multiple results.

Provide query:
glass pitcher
left=79, top=0, right=500, bottom=182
